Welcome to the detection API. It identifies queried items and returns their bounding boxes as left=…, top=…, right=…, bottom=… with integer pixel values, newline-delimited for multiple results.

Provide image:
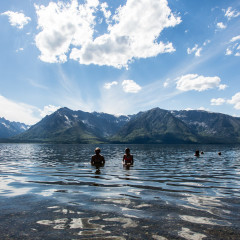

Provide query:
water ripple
left=0, top=143, right=240, bottom=239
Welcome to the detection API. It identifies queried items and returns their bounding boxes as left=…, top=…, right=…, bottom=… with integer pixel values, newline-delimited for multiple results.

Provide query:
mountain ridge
left=0, top=117, right=30, bottom=139
left=8, top=107, right=240, bottom=144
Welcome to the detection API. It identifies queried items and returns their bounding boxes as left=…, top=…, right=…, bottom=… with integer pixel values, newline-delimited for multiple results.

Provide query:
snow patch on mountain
left=81, top=120, right=94, bottom=128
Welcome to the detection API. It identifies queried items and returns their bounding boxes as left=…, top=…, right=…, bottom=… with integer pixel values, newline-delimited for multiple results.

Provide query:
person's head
left=95, top=147, right=101, bottom=154
left=125, top=148, right=130, bottom=154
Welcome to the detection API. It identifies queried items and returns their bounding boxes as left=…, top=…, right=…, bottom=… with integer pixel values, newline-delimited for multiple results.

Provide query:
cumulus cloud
left=227, top=92, right=240, bottom=110
left=210, top=93, right=240, bottom=110
left=218, top=84, right=227, bottom=90
left=35, top=0, right=98, bottom=63
left=40, top=105, right=61, bottom=117
left=122, top=80, right=142, bottom=93
left=1, top=11, right=31, bottom=29
left=104, top=81, right=118, bottom=89
left=176, top=74, right=225, bottom=92
left=211, top=98, right=226, bottom=106
left=216, top=22, right=226, bottom=29
left=187, top=44, right=202, bottom=57
left=100, top=2, right=111, bottom=22
left=73, top=0, right=181, bottom=68
left=225, top=48, right=232, bottom=55
left=35, top=0, right=181, bottom=68
left=224, top=7, right=240, bottom=20
left=0, top=95, right=39, bottom=125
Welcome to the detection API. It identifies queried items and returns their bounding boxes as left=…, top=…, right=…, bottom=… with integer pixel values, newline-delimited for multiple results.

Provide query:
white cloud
left=225, top=48, right=232, bottom=55
left=224, top=7, right=240, bottom=20
left=198, top=106, right=209, bottom=111
left=218, top=84, right=227, bottom=90
left=0, top=95, right=62, bottom=124
left=227, top=92, right=240, bottom=109
left=187, top=44, right=202, bottom=57
left=122, top=80, right=142, bottom=93
left=73, top=0, right=181, bottom=68
left=1, top=11, right=31, bottom=29
left=0, top=95, right=39, bottom=125
left=40, top=105, right=61, bottom=117
left=216, top=22, right=226, bottom=29
left=104, top=81, right=118, bottom=89
left=36, top=0, right=181, bottom=68
left=35, top=0, right=98, bottom=63
left=185, top=107, right=209, bottom=111
left=230, top=35, right=240, bottom=42
left=203, top=40, right=211, bottom=46
left=100, top=2, right=111, bottom=21
left=211, top=98, right=226, bottom=106
left=16, top=48, right=24, bottom=52
left=225, top=35, right=240, bottom=56
left=176, top=74, right=224, bottom=92
left=210, top=93, right=240, bottom=110
left=163, top=82, right=169, bottom=88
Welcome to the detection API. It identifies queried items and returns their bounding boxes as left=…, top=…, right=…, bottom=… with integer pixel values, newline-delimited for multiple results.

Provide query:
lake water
left=0, top=143, right=240, bottom=239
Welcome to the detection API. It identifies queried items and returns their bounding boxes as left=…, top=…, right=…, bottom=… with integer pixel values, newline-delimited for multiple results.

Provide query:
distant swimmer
left=218, top=152, right=221, bottom=156
left=91, top=147, right=105, bottom=165
left=194, top=150, right=200, bottom=157
left=201, top=151, right=204, bottom=155
left=122, top=148, right=134, bottom=166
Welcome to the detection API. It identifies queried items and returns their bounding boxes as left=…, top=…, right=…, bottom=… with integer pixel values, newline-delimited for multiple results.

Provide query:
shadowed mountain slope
left=13, top=107, right=240, bottom=144
left=111, top=108, right=198, bottom=143
left=0, top=117, right=29, bottom=138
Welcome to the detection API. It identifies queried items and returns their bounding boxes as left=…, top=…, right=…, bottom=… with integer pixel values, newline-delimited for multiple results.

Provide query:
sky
left=0, top=0, right=240, bottom=125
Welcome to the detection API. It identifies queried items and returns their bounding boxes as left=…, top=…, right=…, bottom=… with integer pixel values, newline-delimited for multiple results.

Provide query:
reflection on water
left=0, top=143, right=240, bottom=239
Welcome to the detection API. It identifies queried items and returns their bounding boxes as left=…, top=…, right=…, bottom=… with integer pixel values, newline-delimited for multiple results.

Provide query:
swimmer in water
left=122, top=148, right=134, bottom=166
left=194, top=150, right=200, bottom=157
left=91, top=147, right=105, bottom=165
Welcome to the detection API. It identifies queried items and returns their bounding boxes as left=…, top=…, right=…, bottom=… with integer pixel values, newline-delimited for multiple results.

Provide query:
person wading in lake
left=91, top=147, right=105, bottom=165
left=122, top=148, right=134, bottom=165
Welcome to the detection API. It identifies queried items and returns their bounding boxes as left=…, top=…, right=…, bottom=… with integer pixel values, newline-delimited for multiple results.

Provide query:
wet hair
left=95, top=147, right=101, bottom=153
left=125, top=148, right=130, bottom=153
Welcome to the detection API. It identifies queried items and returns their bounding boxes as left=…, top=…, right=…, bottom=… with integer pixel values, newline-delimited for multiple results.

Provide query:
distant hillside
left=0, top=117, right=30, bottom=138
left=172, top=110, right=240, bottom=143
left=14, top=107, right=131, bottom=143
left=111, top=108, right=197, bottom=143
left=12, top=107, right=240, bottom=144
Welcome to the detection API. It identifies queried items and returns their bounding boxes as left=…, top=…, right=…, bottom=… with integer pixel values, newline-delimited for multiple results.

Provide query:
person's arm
left=131, top=155, right=134, bottom=164
left=122, top=155, right=125, bottom=163
left=91, top=156, right=94, bottom=165
left=102, top=156, right=105, bottom=164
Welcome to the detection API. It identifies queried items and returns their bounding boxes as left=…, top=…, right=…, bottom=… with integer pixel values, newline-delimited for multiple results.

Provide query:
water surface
left=0, top=144, right=240, bottom=239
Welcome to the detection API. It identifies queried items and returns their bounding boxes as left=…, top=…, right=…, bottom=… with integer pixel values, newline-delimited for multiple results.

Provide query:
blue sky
left=0, top=0, right=240, bottom=124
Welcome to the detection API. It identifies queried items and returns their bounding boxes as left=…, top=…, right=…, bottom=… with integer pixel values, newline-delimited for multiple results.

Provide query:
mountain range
left=2, top=107, right=239, bottom=144
left=0, top=117, right=29, bottom=139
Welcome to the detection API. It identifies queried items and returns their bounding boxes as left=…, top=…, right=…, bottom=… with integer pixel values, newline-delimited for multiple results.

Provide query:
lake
left=0, top=143, right=240, bottom=239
